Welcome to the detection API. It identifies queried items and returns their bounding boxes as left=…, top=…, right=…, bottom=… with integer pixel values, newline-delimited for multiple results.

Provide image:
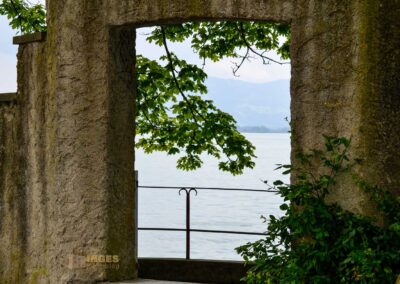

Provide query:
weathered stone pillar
left=0, top=1, right=137, bottom=283
left=290, top=0, right=400, bottom=217
left=43, top=0, right=137, bottom=282
left=0, top=39, right=54, bottom=283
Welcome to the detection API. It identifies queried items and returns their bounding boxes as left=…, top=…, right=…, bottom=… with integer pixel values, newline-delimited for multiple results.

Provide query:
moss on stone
left=28, top=267, right=49, bottom=284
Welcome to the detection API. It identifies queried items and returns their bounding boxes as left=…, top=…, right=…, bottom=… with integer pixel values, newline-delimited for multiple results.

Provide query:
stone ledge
left=13, top=32, right=47, bottom=45
left=0, top=93, right=17, bottom=102
left=103, top=279, right=199, bottom=283
left=138, top=258, right=246, bottom=284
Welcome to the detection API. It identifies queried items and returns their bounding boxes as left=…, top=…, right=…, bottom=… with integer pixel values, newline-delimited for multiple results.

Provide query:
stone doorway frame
left=0, top=1, right=399, bottom=283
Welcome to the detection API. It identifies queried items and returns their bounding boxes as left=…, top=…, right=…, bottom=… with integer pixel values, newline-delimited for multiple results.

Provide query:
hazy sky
left=135, top=27, right=291, bottom=83
left=0, top=15, right=19, bottom=93
left=0, top=9, right=290, bottom=93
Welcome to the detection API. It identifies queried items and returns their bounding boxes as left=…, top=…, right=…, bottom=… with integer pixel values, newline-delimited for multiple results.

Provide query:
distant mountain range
left=205, top=77, right=290, bottom=131
left=237, top=126, right=290, bottom=133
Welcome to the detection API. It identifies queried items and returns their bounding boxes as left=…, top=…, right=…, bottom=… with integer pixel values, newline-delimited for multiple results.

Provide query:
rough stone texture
left=12, top=32, right=47, bottom=45
left=105, top=0, right=293, bottom=26
left=0, top=0, right=399, bottom=283
left=0, top=41, right=54, bottom=283
left=291, top=1, right=400, bottom=218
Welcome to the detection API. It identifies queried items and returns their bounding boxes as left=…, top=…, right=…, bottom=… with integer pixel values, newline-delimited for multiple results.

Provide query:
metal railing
left=137, top=184, right=278, bottom=260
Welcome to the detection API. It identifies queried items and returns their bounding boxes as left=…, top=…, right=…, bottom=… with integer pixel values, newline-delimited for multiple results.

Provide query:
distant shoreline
left=238, top=126, right=290, bottom=133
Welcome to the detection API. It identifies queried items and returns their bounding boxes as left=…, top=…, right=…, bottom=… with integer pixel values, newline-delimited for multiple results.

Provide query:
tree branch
left=160, top=26, right=235, bottom=163
left=232, top=47, right=250, bottom=77
left=237, top=22, right=290, bottom=66
left=160, top=26, right=205, bottom=124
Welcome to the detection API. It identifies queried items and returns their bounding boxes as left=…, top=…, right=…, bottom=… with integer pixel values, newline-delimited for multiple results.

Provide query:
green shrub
left=236, top=136, right=400, bottom=283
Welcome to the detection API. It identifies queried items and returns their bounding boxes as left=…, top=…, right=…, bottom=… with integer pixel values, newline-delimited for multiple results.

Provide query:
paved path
left=104, top=279, right=199, bottom=284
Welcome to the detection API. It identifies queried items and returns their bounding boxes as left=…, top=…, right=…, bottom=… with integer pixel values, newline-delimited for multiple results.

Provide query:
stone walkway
left=105, top=279, right=199, bottom=284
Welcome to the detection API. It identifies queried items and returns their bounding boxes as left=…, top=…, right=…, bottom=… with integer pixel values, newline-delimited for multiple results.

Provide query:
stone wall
left=0, top=41, right=54, bottom=283
left=0, top=0, right=398, bottom=283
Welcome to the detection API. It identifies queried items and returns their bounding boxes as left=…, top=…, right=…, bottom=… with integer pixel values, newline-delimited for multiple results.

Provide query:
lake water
left=136, top=133, right=290, bottom=260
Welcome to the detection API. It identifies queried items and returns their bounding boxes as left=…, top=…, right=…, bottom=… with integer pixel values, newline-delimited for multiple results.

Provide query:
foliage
left=136, top=54, right=256, bottom=173
left=236, top=136, right=400, bottom=283
left=140, top=22, right=289, bottom=173
left=1, top=0, right=291, bottom=174
left=0, top=0, right=46, bottom=34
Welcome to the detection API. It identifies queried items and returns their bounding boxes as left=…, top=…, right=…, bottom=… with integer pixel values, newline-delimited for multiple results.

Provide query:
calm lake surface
left=136, top=133, right=290, bottom=260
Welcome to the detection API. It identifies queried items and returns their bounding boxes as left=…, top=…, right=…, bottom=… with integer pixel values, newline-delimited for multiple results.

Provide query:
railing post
left=186, top=190, right=190, bottom=260
left=179, top=188, right=197, bottom=260
left=135, top=170, right=139, bottom=260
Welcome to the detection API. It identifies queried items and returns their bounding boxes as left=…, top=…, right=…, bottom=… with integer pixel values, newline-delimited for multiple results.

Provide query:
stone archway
left=0, top=1, right=399, bottom=283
